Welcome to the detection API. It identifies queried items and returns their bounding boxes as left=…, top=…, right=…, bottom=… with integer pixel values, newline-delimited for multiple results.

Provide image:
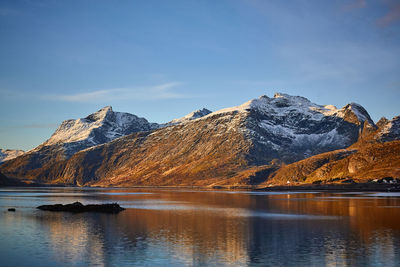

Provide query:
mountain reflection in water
left=0, top=188, right=400, bottom=266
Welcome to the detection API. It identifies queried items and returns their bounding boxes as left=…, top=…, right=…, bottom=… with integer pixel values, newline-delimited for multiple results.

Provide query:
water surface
left=1, top=188, right=400, bottom=266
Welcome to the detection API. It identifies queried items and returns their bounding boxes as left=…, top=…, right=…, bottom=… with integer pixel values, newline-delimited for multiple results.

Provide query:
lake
left=0, top=188, right=400, bottom=266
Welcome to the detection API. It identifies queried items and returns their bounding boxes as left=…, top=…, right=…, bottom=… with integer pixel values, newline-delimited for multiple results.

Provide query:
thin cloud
left=43, top=82, right=189, bottom=103
left=377, top=2, right=400, bottom=26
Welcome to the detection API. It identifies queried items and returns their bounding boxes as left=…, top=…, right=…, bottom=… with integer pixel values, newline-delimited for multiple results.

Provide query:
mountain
left=0, top=106, right=159, bottom=178
left=263, top=115, right=400, bottom=185
left=214, top=93, right=375, bottom=164
left=0, top=149, right=25, bottom=163
left=0, top=93, right=378, bottom=187
left=41, top=106, right=159, bottom=155
left=376, top=115, right=400, bottom=142
left=169, top=108, right=212, bottom=124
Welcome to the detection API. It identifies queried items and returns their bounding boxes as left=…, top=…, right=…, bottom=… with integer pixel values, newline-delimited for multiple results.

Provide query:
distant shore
left=1, top=179, right=400, bottom=192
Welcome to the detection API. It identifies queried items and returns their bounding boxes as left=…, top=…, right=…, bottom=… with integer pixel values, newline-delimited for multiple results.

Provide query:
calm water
left=0, top=188, right=400, bottom=266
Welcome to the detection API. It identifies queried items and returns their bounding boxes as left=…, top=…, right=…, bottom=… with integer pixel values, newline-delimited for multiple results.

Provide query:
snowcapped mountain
left=206, top=93, right=375, bottom=163
left=169, top=108, right=212, bottom=124
left=39, top=106, right=159, bottom=156
left=0, top=92, right=379, bottom=187
left=0, top=106, right=160, bottom=177
left=0, top=149, right=25, bottom=163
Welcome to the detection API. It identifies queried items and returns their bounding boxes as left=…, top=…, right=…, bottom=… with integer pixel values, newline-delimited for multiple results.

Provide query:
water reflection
left=0, top=189, right=400, bottom=266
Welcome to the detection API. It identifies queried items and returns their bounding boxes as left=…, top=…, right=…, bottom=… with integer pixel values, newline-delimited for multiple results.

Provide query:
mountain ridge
left=1, top=92, right=391, bottom=187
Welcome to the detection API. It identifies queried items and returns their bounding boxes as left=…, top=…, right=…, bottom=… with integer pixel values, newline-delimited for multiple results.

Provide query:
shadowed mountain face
left=376, top=116, right=400, bottom=142
left=0, top=93, right=389, bottom=187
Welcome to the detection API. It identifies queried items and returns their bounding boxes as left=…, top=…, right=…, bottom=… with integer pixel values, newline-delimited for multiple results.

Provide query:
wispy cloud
left=43, top=82, right=189, bottom=103
left=377, top=1, right=400, bottom=27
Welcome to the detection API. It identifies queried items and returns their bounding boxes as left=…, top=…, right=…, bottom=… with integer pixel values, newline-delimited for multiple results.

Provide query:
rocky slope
left=376, top=115, right=400, bottom=142
left=0, top=149, right=25, bottom=163
left=0, top=93, right=379, bottom=187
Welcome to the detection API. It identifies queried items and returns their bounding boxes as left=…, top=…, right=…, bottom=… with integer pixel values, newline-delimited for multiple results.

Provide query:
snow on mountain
left=30, top=106, right=160, bottom=158
left=0, top=149, right=25, bottom=163
left=169, top=108, right=212, bottom=124
left=210, top=93, right=373, bottom=124
left=43, top=106, right=158, bottom=146
left=0, top=92, right=381, bottom=186
left=151, top=92, right=374, bottom=164
left=202, top=92, right=375, bottom=162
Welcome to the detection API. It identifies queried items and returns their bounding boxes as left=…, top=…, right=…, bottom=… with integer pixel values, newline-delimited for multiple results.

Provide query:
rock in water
left=37, top=201, right=125, bottom=213
left=7, top=208, right=16, bottom=212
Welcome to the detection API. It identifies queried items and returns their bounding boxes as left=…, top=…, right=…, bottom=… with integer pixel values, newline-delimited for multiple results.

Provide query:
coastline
left=1, top=180, right=399, bottom=192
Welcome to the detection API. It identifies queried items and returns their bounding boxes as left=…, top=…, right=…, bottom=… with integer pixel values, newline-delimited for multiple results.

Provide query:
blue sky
left=1, top=0, right=400, bottom=151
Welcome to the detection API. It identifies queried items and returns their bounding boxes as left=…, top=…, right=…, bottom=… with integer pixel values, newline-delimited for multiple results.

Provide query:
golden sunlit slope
left=15, top=111, right=254, bottom=186
left=265, top=141, right=400, bottom=185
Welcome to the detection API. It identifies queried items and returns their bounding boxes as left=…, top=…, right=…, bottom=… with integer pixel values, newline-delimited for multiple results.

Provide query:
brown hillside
left=265, top=141, right=400, bottom=185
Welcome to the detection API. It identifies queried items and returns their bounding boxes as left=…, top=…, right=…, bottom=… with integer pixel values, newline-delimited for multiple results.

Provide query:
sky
left=1, top=0, right=400, bottom=151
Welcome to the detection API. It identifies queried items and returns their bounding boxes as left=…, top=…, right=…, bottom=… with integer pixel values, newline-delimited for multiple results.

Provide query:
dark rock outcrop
left=37, top=202, right=125, bottom=213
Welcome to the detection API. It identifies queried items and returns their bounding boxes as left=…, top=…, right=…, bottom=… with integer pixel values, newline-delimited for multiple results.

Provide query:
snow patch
left=0, top=149, right=25, bottom=163
left=170, top=108, right=212, bottom=124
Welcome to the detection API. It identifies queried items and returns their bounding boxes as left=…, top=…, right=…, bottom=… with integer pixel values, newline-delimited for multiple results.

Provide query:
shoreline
left=1, top=181, right=400, bottom=192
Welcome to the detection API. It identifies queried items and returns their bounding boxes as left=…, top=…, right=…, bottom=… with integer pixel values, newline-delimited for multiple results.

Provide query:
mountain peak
left=85, top=106, right=113, bottom=122
left=190, top=108, right=212, bottom=118
left=42, top=106, right=157, bottom=151
left=170, top=108, right=212, bottom=124
left=212, top=93, right=317, bottom=116
left=272, top=92, right=310, bottom=101
left=343, top=102, right=375, bottom=126
left=273, top=92, right=286, bottom=98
